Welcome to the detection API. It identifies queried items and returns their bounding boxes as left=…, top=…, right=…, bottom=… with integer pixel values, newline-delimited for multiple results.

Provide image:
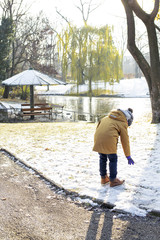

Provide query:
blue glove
left=126, top=156, right=134, bottom=165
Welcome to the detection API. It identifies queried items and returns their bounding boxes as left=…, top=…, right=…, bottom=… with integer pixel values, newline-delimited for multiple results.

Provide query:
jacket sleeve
left=119, top=125, right=131, bottom=156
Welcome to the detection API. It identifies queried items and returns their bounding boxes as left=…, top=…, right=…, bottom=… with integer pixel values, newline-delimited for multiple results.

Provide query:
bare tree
left=121, top=0, right=160, bottom=123
left=0, top=0, right=30, bottom=76
left=75, top=0, right=101, bottom=25
left=1, top=0, right=59, bottom=98
left=16, top=15, right=57, bottom=73
left=0, top=1, right=58, bottom=76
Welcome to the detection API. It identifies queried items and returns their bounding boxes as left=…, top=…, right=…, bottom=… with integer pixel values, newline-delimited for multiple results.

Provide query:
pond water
left=38, top=95, right=151, bottom=122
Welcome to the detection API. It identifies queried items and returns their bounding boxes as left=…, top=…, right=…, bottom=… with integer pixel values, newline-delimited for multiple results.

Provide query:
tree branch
left=150, top=0, right=160, bottom=20
left=128, top=0, right=150, bottom=23
left=121, top=0, right=152, bottom=89
left=75, top=0, right=101, bottom=25
left=128, top=0, right=159, bottom=23
left=155, top=23, right=160, bottom=32
left=56, top=9, right=71, bottom=25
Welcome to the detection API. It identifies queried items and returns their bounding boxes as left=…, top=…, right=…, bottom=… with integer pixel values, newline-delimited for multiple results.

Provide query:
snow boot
left=101, top=175, right=109, bottom=185
left=110, top=178, right=125, bottom=187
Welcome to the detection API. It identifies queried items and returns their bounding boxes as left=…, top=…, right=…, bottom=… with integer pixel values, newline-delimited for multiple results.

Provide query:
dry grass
left=0, top=121, right=96, bottom=157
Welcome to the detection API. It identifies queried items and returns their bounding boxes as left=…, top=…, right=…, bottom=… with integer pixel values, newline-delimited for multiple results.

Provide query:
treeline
left=0, top=0, right=123, bottom=97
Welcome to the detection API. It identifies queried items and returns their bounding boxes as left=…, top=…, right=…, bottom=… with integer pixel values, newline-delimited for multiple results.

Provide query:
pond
left=38, top=95, right=151, bottom=122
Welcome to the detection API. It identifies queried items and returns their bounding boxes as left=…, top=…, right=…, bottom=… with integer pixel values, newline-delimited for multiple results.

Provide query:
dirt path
left=0, top=151, right=160, bottom=240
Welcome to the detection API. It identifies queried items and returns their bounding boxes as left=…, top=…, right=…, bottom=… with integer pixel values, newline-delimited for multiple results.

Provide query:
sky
left=0, top=0, right=155, bottom=31
left=27, top=0, right=154, bottom=28
left=28, top=0, right=126, bottom=26
left=0, top=0, right=154, bottom=53
left=25, top=0, right=155, bottom=53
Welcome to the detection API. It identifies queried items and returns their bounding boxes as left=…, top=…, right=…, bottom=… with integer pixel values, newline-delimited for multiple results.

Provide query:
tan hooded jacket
left=93, top=109, right=130, bottom=156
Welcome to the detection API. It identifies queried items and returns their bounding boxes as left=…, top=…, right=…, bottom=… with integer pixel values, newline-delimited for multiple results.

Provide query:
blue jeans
left=99, top=153, right=117, bottom=181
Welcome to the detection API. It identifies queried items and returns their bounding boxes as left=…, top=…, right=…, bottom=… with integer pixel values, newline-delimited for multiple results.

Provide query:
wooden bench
left=21, top=103, right=63, bottom=120
left=21, top=103, right=50, bottom=107
left=21, top=106, right=52, bottom=119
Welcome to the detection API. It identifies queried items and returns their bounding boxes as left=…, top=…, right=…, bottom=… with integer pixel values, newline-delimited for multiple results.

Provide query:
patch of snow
left=75, top=197, right=98, bottom=207
left=36, top=77, right=149, bottom=98
left=1, top=78, right=159, bottom=217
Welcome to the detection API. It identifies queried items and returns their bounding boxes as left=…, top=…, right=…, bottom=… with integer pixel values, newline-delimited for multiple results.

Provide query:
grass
left=67, top=88, right=116, bottom=97
left=0, top=121, right=96, bottom=157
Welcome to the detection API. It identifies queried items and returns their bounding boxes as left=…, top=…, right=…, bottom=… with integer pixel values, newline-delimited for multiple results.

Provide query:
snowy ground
left=0, top=108, right=160, bottom=217
left=1, top=78, right=159, bottom=217
left=36, top=77, right=149, bottom=97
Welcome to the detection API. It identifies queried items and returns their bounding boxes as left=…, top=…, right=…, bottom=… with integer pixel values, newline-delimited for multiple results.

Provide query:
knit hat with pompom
left=119, top=108, right=133, bottom=126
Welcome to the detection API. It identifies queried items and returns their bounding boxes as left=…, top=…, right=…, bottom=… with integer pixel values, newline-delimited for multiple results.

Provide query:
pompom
left=128, top=108, right=133, bottom=113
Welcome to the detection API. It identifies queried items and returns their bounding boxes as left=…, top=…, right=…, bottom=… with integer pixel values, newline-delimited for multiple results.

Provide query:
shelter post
left=30, top=85, right=34, bottom=119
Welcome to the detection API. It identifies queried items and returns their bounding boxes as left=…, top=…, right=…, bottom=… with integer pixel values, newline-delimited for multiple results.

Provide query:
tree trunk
left=3, top=86, right=10, bottom=98
left=146, top=20, right=160, bottom=123
left=150, top=88, right=160, bottom=122
left=121, top=0, right=160, bottom=123
left=88, top=78, right=92, bottom=97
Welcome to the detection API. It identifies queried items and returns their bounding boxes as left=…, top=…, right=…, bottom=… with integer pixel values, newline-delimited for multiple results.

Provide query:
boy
left=93, top=108, right=134, bottom=187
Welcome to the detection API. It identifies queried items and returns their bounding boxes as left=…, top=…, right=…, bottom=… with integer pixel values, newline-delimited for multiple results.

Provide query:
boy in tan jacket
left=93, top=108, right=134, bottom=187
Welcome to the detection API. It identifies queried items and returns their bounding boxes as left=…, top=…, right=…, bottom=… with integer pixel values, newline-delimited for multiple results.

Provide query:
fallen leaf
left=1, top=198, right=6, bottom=201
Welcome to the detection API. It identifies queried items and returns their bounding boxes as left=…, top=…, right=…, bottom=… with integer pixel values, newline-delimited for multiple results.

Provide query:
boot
left=110, top=178, right=125, bottom=187
left=101, top=175, right=109, bottom=185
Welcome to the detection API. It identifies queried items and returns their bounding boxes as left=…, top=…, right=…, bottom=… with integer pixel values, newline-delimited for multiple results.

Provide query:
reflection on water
left=38, top=95, right=151, bottom=121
